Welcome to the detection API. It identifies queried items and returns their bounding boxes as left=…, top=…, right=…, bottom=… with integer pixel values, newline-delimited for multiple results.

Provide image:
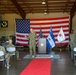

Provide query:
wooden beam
left=11, top=0, right=25, bottom=19
left=70, top=1, right=76, bottom=33
left=22, top=0, right=33, bottom=13
left=69, top=15, right=72, bottom=33
left=70, top=1, right=76, bottom=16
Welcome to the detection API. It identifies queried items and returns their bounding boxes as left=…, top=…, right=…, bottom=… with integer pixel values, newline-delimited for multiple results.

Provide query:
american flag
left=16, top=19, right=30, bottom=46
left=15, top=16, right=69, bottom=46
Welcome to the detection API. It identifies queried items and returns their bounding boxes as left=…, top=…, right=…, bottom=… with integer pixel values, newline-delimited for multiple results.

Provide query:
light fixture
left=44, top=9, right=47, bottom=14
left=44, top=9, right=47, bottom=11
left=42, top=0, right=46, bottom=4
left=44, top=12, right=47, bottom=14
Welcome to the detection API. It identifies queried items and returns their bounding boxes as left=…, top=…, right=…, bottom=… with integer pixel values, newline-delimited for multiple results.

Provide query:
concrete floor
left=0, top=49, right=76, bottom=75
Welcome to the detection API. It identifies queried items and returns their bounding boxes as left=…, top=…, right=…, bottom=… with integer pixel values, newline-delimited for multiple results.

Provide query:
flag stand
left=59, top=42, right=62, bottom=51
left=60, top=48, right=62, bottom=52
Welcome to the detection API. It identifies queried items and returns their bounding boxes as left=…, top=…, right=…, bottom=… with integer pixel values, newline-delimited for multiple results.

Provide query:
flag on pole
left=16, top=19, right=30, bottom=46
left=39, top=29, right=43, bottom=38
left=57, top=27, right=66, bottom=42
left=47, top=28, right=55, bottom=49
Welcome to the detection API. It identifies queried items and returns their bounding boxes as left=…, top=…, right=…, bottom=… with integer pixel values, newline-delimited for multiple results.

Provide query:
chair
left=73, top=47, right=76, bottom=65
left=6, top=47, right=16, bottom=60
left=0, top=51, right=5, bottom=69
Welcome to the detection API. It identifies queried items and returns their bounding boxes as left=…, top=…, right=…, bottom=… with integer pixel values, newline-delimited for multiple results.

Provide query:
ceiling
left=0, top=0, right=76, bottom=18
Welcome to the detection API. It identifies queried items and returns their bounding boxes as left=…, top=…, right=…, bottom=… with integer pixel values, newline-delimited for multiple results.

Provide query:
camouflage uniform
left=70, top=33, right=76, bottom=59
left=70, top=33, right=74, bottom=50
left=6, top=44, right=20, bottom=60
left=0, top=46, right=10, bottom=69
left=28, top=32, right=37, bottom=57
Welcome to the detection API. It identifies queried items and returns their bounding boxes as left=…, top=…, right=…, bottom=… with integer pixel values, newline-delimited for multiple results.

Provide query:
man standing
left=25, top=27, right=37, bottom=58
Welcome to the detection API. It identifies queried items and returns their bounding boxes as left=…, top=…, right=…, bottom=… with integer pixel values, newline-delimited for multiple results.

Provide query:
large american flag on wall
left=15, top=16, right=69, bottom=46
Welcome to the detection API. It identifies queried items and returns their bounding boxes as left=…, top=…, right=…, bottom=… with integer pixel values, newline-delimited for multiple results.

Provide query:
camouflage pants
left=16, top=51, right=20, bottom=59
left=70, top=42, right=76, bottom=60
left=70, top=43, right=73, bottom=50
left=8, top=51, right=20, bottom=60
left=29, top=44, right=36, bottom=57
left=5, top=53, right=10, bottom=69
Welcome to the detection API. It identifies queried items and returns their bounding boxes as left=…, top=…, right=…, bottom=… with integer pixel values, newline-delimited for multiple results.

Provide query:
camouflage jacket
left=0, top=46, right=6, bottom=58
left=28, top=32, right=37, bottom=45
left=7, top=44, right=15, bottom=47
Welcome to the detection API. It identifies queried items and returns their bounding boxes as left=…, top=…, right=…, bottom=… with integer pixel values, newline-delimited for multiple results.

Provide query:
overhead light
left=44, top=12, right=47, bottom=14
left=44, top=9, right=47, bottom=11
left=42, top=0, right=46, bottom=4
left=44, top=9, right=47, bottom=14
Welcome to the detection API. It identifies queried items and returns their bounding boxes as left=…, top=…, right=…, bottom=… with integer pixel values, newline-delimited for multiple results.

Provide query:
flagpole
left=40, top=25, right=41, bottom=29
left=59, top=42, right=62, bottom=51
left=59, top=25, right=62, bottom=51
left=50, top=25, right=52, bottom=28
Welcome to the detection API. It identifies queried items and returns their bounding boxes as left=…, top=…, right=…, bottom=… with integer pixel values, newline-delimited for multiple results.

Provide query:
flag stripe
left=31, top=23, right=69, bottom=27
left=30, top=19, right=69, bottom=23
left=30, top=16, right=69, bottom=21
left=30, top=21, right=69, bottom=25
left=34, top=26, right=69, bottom=30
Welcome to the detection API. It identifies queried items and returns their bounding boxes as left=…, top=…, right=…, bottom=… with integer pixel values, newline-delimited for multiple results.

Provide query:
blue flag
left=39, top=29, right=43, bottom=38
left=47, top=28, right=55, bottom=49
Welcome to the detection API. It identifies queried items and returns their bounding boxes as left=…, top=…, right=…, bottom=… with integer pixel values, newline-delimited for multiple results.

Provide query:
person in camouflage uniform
left=70, top=30, right=76, bottom=60
left=25, top=27, right=37, bottom=58
left=6, top=39, right=20, bottom=60
left=0, top=45, right=10, bottom=69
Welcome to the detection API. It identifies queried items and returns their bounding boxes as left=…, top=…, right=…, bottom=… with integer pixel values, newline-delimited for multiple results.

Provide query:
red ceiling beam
left=11, top=0, right=25, bottom=19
